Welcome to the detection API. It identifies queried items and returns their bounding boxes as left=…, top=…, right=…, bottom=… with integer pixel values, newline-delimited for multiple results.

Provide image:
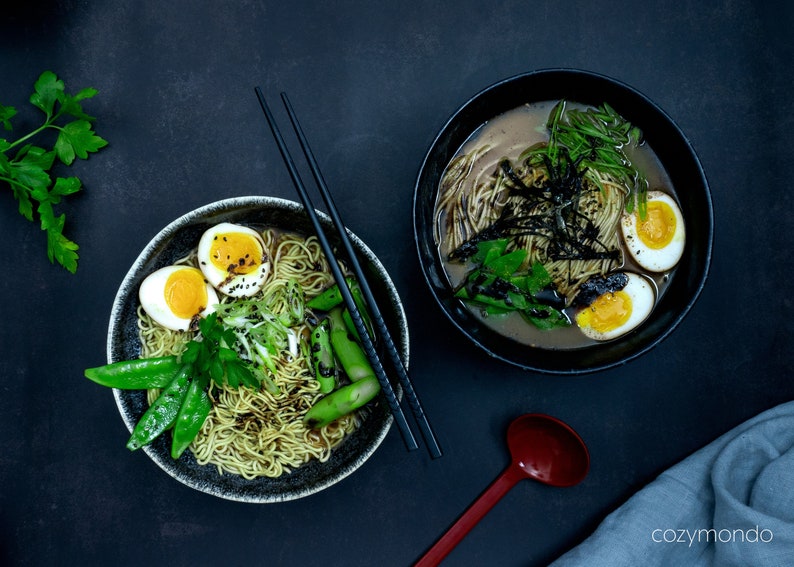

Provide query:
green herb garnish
left=523, top=100, right=647, bottom=217
left=181, top=312, right=261, bottom=390
left=0, top=71, right=108, bottom=273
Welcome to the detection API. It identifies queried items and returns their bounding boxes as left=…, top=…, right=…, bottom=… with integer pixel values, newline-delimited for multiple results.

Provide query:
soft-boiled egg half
left=197, top=223, right=270, bottom=297
left=139, top=266, right=219, bottom=331
left=575, top=272, right=655, bottom=341
left=621, top=191, right=685, bottom=272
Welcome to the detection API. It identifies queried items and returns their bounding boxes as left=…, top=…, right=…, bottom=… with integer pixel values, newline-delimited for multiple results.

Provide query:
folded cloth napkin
left=550, top=400, right=794, bottom=567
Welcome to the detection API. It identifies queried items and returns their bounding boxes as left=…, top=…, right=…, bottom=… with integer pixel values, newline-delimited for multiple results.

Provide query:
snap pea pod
left=126, top=365, right=192, bottom=451
left=170, top=377, right=212, bottom=459
left=306, top=277, right=375, bottom=342
left=342, top=283, right=374, bottom=342
left=84, top=356, right=181, bottom=389
left=310, top=318, right=336, bottom=393
left=328, top=307, right=372, bottom=382
left=304, top=307, right=381, bottom=429
left=306, top=277, right=358, bottom=310
left=483, top=248, right=527, bottom=278
left=303, top=376, right=381, bottom=429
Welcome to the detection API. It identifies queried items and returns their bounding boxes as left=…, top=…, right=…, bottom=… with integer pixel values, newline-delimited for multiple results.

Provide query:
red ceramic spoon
left=416, top=414, right=590, bottom=566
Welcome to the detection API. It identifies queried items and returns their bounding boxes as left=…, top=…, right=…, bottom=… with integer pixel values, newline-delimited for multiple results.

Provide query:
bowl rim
left=413, top=68, right=714, bottom=375
left=107, top=195, right=409, bottom=502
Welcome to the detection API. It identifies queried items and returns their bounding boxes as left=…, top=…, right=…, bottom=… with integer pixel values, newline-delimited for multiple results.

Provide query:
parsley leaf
left=1, top=71, right=108, bottom=273
left=185, top=312, right=261, bottom=390
left=55, top=120, right=107, bottom=165
left=0, top=104, right=16, bottom=131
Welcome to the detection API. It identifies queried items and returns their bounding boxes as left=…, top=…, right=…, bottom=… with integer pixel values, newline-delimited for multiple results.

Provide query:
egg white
left=197, top=223, right=270, bottom=297
left=621, top=191, right=685, bottom=272
left=575, top=272, right=655, bottom=341
left=139, top=265, right=219, bottom=331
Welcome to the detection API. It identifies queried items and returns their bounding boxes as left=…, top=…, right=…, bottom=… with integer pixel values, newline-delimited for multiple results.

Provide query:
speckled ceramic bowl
left=108, top=196, right=408, bottom=502
left=414, top=69, right=713, bottom=374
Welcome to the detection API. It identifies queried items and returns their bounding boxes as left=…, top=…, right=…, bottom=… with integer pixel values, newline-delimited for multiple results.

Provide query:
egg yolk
left=209, top=232, right=263, bottom=275
left=637, top=200, right=677, bottom=249
left=164, top=268, right=209, bottom=318
left=576, top=290, right=632, bottom=334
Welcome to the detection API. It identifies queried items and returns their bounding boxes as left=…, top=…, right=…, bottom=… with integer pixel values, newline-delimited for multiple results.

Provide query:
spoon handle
left=415, top=465, right=524, bottom=566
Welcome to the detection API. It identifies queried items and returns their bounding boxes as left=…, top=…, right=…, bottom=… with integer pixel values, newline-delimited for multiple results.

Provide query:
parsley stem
left=3, top=110, right=61, bottom=152
left=0, top=173, right=29, bottom=193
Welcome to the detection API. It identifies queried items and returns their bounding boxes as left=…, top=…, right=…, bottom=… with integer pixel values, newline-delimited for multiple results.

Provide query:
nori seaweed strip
left=449, top=149, right=619, bottom=263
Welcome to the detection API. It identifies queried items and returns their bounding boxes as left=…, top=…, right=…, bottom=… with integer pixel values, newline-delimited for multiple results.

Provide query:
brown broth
left=435, top=101, right=680, bottom=350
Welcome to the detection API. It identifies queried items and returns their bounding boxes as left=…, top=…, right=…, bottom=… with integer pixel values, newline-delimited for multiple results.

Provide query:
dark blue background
left=1, top=1, right=792, bottom=565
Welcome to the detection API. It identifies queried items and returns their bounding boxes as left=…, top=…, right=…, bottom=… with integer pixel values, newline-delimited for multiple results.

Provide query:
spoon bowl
left=508, top=414, right=590, bottom=487
left=416, top=414, right=589, bottom=566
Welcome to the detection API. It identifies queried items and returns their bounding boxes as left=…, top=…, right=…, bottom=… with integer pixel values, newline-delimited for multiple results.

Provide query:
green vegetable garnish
left=170, top=378, right=213, bottom=459
left=454, top=239, right=570, bottom=330
left=303, top=308, right=380, bottom=429
left=310, top=318, right=336, bottom=393
left=307, top=277, right=375, bottom=341
left=181, top=312, right=260, bottom=390
left=125, top=365, right=192, bottom=451
left=84, top=356, right=182, bottom=389
left=85, top=312, right=266, bottom=457
left=0, top=71, right=107, bottom=273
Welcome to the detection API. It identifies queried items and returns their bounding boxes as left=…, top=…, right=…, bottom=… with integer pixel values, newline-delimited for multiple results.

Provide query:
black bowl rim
left=413, top=68, right=714, bottom=375
left=107, top=196, right=409, bottom=502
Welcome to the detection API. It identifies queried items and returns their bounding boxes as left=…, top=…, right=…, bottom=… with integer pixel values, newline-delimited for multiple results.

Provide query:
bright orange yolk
left=637, top=200, right=677, bottom=249
left=576, top=290, right=632, bottom=333
left=164, top=267, right=209, bottom=318
left=209, top=232, right=263, bottom=275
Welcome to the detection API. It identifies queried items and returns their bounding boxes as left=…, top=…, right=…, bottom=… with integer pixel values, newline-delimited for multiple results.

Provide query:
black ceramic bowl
left=108, top=196, right=408, bottom=502
left=414, top=69, right=713, bottom=374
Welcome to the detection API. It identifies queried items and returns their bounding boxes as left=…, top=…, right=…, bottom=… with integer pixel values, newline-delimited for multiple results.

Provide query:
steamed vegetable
left=0, top=71, right=108, bottom=273
left=306, top=277, right=357, bottom=310
left=327, top=307, right=374, bottom=382
left=126, top=365, right=191, bottom=451
left=84, top=356, right=181, bottom=389
left=454, top=239, right=570, bottom=330
left=307, top=277, right=374, bottom=340
left=303, top=376, right=381, bottom=429
left=310, top=318, right=336, bottom=393
left=304, top=306, right=381, bottom=429
left=170, top=378, right=213, bottom=459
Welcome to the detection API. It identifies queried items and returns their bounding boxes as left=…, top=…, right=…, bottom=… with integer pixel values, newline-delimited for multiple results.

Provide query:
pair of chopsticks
left=254, top=87, right=442, bottom=459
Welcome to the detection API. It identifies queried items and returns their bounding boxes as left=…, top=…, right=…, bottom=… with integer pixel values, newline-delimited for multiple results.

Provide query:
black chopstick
left=279, top=92, right=442, bottom=459
left=254, top=87, right=430, bottom=454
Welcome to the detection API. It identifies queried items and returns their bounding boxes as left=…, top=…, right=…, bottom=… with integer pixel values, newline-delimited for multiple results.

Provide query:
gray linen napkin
left=550, top=400, right=794, bottom=566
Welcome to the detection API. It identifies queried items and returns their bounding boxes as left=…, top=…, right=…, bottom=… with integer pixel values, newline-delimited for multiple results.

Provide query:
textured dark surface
left=1, top=2, right=792, bottom=566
